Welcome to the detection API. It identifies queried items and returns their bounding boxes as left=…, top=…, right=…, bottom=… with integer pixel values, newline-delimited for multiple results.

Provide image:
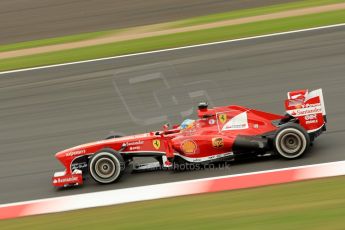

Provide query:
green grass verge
left=0, top=0, right=343, bottom=53
left=171, top=0, right=345, bottom=28
left=0, top=30, right=118, bottom=53
left=1, top=9, right=344, bottom=72
left=1, top=176, right=345, bottom=230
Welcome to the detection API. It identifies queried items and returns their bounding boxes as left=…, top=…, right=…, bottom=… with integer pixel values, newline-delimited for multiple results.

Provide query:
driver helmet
left=180, top=119, right=196, bottom=130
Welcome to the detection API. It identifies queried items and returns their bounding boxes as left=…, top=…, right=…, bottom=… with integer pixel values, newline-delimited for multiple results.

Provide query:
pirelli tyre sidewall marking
left=89, top=152, right=121, bottom=183
left=275, top=128, right=307, bottom=158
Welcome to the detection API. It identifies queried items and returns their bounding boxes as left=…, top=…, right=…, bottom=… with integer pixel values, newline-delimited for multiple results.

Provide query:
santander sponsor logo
left=53, top=177, right=78, bottom=184
left=297, top=107, right=322, bottom=115
left=288, top=106, right=322, bottom=117
left=302, top=102, right=321, bottom=108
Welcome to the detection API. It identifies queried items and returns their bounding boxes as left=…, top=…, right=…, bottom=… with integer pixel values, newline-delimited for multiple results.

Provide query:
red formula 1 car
left=52, top=89, right=326, bottom=187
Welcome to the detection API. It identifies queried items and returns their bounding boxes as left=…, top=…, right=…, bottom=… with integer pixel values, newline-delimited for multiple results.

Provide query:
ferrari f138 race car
left=52, top=89, right=326, bottom=187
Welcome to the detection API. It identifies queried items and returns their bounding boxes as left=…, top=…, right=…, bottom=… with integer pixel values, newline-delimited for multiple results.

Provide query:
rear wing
left=285, top=88, right=326, bottom=133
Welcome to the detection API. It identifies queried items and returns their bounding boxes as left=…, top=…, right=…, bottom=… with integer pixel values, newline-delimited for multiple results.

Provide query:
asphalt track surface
left=0, top=26, right=345, bottom=204
left=0, top=0, right=297, bottom=44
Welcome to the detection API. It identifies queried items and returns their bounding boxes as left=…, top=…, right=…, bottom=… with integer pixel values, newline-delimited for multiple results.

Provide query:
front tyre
left=274, top=123, right=310, bottom=159
left=89, top=149, right=125, bottom=184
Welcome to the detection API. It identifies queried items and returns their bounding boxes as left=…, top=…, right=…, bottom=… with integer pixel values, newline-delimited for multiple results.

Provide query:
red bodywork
left=52, top=89, right=326, bottom=187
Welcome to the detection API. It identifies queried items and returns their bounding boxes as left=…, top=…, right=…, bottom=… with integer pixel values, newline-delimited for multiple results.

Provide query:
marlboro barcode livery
left=52, top=89, right=327, bottom=188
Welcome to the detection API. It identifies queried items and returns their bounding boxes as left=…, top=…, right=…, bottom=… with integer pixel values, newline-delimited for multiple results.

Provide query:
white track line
left=1, top=160, right=345, bottom=220
left=1, top=23, right=345, bottom=75
left=0, top=160, right=342, bottom=208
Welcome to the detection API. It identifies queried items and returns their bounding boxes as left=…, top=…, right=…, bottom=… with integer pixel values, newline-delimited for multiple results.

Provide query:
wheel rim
left=281, top=133, right=301, bottom=154
left=95, top=158, right=116, bottom=179
left=275, top=128, right=307, bottom=159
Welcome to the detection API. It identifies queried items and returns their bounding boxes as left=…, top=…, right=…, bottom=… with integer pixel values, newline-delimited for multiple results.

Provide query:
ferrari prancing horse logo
left=153, top=140, right=161, bottom=150
left=219, top=113, right=227, bottom=123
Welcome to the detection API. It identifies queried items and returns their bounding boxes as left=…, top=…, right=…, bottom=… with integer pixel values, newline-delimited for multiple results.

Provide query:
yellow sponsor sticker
left=212, top=137, right=224, bottom=149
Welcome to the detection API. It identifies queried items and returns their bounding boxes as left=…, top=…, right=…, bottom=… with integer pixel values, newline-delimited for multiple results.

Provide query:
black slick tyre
left=89, top=149, right=125, bottom=184
left=274, top=123, right=310, bottom=159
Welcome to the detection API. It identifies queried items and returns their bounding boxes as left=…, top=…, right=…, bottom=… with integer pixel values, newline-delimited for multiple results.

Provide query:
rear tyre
left=274, top=123, right=310, bottom=159
left=89, top=149, right=125, bottom=184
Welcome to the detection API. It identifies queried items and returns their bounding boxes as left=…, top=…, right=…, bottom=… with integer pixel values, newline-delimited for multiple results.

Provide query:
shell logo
left=181, top=140, right=197, bottom=154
